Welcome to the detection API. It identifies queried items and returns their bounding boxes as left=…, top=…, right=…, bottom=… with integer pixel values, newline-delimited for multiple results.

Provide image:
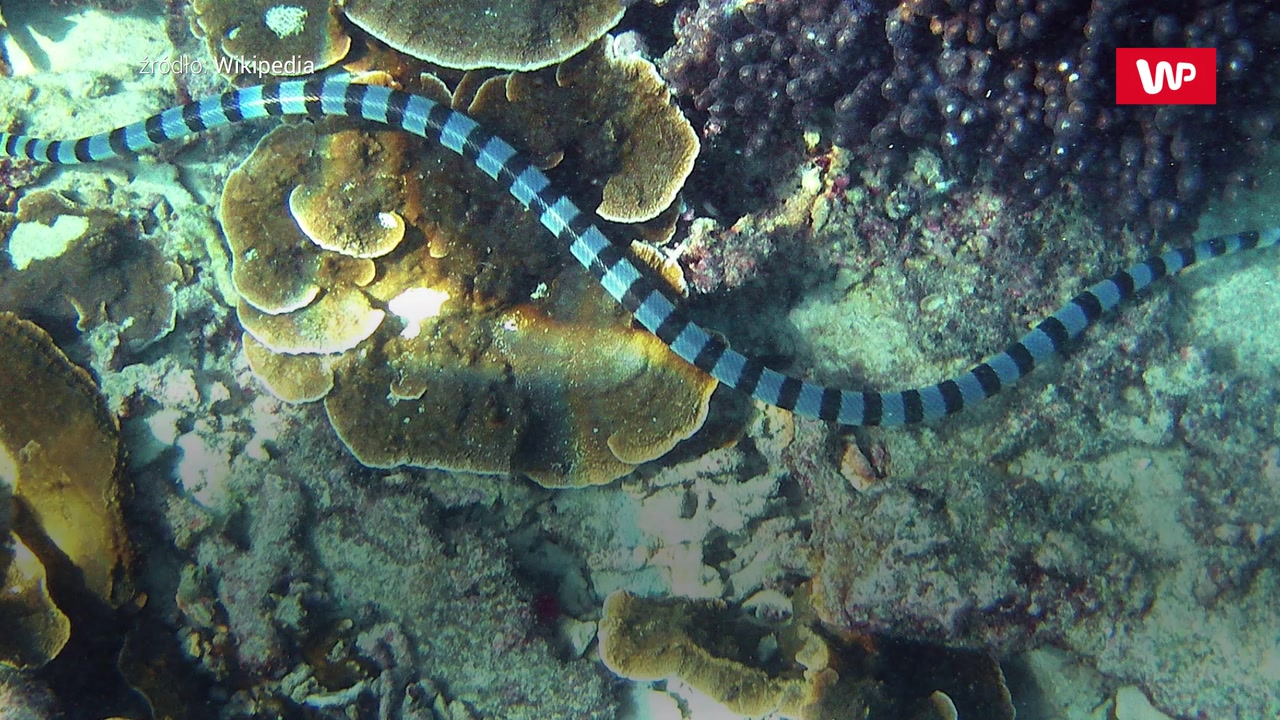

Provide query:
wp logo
left=1136, top=59, right=1197, bottom=93
left=1116, top=48, right=1216, bottom=105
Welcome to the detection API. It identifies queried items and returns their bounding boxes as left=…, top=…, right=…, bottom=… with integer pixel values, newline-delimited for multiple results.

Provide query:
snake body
left=3, top=78, right=1276, bottom=425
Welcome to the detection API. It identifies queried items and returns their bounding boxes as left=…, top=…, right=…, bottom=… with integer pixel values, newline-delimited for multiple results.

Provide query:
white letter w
left=1136, top=59, right=1196, bottom=94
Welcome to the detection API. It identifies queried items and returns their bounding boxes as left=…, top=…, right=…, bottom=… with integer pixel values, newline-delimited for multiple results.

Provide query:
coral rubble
left=309, top=475, right=617, bottom=719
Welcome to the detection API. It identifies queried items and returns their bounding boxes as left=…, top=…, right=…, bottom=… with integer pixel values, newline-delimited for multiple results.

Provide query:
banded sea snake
left=2, top=77, right=1277, bottom=426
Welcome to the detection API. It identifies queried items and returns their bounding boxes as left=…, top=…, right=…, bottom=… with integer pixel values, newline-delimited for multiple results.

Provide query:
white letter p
left=1175, top=62, right=1196, bottom=86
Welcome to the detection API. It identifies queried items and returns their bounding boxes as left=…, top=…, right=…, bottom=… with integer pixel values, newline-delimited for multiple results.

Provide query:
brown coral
left=339, top=0, right=625, bottom=71
left=465, top=38, right=700, bottom=226
left=289, top=182, right=406, bottom=259
left=599, top=586, right=1017, bottom=719
left=0, top=313, right=130, bottom=606
left=242, top=333, right=337, bottom=403
left=322, top=281, right=716, bottom=487
left=598, top=590, right=835, bottom=719
left=222, top=125, right=390, bottom=316
left=227, top=67, right=710, bottom=486
left=0, top=313, right=130, bottom=669
left=238, top=288, right=385, bottom=355
left=190, top=0, right=351, bottom=80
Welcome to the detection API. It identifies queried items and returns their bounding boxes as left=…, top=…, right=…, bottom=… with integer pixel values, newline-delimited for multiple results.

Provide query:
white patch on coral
left=666, top=678, right=742, bottom=720
left=245, top=395, right=285, bottom=461
left=6, top=215, right=88, bottom=271
left=263, top=5, right=308, bottom=40
left=623, top=686, right=682, bottom=720
left=176, top=431, right=233, bottom=508
left=388, top=287, right=450, bottom=339
left=146, top=408, right=184, bottom=446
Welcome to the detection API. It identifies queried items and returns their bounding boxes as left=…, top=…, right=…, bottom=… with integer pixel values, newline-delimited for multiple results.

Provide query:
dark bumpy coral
left=662, top=0, right=887, bottom=155
left=661, top=0, right=1280, bottom=236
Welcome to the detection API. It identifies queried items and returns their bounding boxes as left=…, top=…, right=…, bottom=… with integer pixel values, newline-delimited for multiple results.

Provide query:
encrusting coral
left=242, top=333, right=336, bottom=403
left=339, top=0, right=626, bottom=71
left=226, top=52, right=710, bottom=487
left=0, top=312, right=131, bottom=669
left=221, top=123, right=387, bottom=320
left=289, top=179, right=406, bottom=259
left=0, top=313, right=130, bottom=606
left=598, top=589, right=837, bottom=719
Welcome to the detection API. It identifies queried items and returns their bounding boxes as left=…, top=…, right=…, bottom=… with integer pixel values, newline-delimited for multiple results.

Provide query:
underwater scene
left=1, top=0, right=1278, bottom=718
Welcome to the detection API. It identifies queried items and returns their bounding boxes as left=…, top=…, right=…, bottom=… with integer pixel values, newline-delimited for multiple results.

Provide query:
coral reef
left=680, top=232, right=1280, bottom=720
left=796, top=382, right=1280, bottom=720
left=661, top=0, right=1280, bottom=236
left=2, top=6, right=664, bottom=718
left=4, top=4, right=1280, bottom=719
left=340, top=0, right=626, bottom=70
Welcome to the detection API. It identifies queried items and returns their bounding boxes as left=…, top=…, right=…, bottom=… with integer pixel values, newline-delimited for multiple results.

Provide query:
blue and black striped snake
left=3, top=77, right=1276, bottom=426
